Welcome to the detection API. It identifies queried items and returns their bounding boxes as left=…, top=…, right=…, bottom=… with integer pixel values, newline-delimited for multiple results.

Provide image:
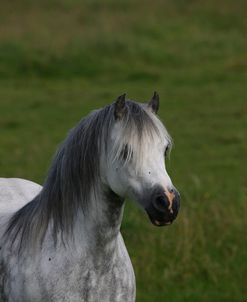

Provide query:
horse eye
left=164, top=146, right=169, bottom=157
left=121, top=144, right=132, bottom=161
left=121, top=144, right=129, bottom=161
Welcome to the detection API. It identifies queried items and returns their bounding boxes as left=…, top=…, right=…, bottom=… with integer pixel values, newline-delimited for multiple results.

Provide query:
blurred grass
left=0, top=0, right=246, bottom=301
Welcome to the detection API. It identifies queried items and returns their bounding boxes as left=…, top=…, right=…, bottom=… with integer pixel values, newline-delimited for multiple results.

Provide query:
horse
left=0, top=92, right=180, bottom=302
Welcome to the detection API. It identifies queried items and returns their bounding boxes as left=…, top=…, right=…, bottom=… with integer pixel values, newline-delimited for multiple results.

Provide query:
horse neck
left=73, top=185, right=125, bottom=254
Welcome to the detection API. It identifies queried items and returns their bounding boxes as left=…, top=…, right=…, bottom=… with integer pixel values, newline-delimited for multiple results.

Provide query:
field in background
left=0, top=1, right=246, bottom=301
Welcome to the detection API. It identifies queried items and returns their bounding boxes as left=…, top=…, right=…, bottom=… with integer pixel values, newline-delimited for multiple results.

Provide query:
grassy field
left=0, top=0, right=246, bottom=301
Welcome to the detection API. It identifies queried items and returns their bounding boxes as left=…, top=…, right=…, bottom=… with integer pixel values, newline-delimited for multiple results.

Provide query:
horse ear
left=148, top=91, right=159, bottom=114
left=114, top=94, right=127, bottom=119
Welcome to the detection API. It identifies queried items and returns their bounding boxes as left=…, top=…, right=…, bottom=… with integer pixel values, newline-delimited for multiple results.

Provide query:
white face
left=105, top=121, right=173, bottom=204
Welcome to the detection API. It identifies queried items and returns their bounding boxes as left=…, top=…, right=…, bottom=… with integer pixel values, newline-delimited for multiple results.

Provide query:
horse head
left=103, top=92, right=180, bottom=226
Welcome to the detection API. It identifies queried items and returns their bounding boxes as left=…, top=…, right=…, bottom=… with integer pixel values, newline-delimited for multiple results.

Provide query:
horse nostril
left=155, top=195, right=169, bottom=210
left=168, top=187, right=174, bottom=193
left=172, top=196, right=180, bottom=214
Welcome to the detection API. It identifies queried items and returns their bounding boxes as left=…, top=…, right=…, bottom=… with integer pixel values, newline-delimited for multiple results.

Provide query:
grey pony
left=0, top=93, right=180, bottom=302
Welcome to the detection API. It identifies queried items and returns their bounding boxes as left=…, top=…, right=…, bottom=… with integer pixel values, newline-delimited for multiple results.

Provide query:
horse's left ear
left=148, top=91, right=159, bottom=114
left=114, top=94, right=127, bottom=119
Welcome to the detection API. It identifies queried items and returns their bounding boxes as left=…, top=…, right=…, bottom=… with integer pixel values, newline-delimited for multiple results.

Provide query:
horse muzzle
left=145, top=186, right=180, bottom=226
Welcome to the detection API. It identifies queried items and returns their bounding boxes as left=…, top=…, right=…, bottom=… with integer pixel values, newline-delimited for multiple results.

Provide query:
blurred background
left=0, top=0, right=246, bottom=301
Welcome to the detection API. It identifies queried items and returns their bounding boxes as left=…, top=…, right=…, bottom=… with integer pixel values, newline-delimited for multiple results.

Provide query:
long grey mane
left=5, top=100, right=171, bottom=252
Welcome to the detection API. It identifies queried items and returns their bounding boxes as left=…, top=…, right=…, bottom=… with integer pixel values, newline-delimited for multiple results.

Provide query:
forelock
left=110, top=100, right=172, bottom=167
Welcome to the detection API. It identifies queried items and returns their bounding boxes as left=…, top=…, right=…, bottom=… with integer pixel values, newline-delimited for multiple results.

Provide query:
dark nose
left=145, top=186, right=180, bottom=226
left=153, top=187, right=180, bottom=218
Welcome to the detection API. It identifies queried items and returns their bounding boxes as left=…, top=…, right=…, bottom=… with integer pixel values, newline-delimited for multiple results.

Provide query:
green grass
left=0, top=0, right=246, bottom=301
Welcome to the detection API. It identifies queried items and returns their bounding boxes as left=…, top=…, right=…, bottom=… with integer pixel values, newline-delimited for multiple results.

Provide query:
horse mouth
left=152, top=219, right=172, bottom=226
left=146, top=210, right=174, bottom=227
left=148, top=215, right=173, bottom=227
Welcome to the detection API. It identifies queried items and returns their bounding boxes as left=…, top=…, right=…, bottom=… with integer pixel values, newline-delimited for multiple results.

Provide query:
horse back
left=0, top=178, right=42, bottom=216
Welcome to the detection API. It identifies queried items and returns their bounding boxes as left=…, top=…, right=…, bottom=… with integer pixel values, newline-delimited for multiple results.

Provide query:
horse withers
left=0, top=92, right=180, bottom=302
